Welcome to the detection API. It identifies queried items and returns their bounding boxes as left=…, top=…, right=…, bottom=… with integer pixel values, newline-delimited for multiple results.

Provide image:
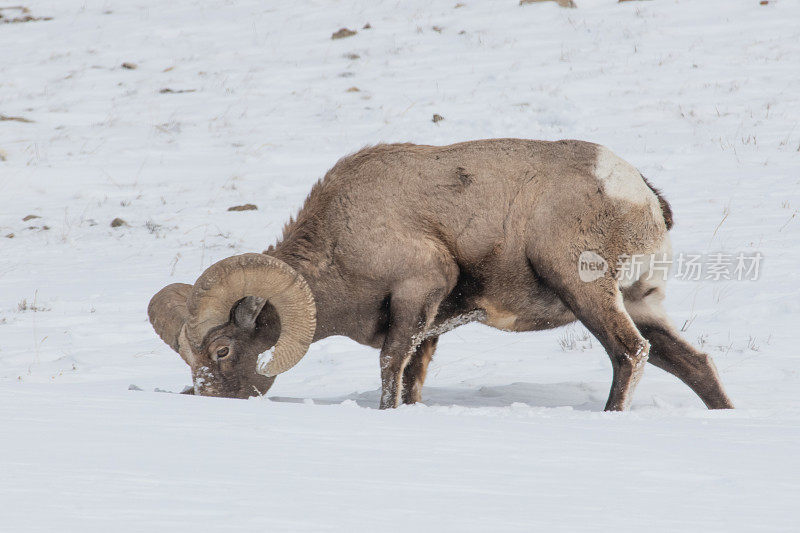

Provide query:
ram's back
left=279, top=139, right=667, bottom=285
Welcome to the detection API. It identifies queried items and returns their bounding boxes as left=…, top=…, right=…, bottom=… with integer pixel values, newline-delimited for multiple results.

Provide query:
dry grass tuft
left=0, top=114, right=34, bottom=123
left=0, top=6, right=52, bottom=23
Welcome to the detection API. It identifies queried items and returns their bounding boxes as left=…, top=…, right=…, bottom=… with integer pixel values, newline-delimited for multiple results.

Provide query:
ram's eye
left=216, top=347, right=230, bottom=359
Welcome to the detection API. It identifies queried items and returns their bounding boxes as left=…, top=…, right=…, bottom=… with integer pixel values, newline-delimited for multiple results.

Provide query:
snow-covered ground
left=1, top=0, right=799, bottom=530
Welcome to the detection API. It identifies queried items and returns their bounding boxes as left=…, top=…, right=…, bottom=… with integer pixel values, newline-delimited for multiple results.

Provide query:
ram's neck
left=265, top=234, right=340, bottom=343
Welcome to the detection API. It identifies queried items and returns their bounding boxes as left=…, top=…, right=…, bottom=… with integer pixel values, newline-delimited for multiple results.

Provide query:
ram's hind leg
left=624, top=282, right=734, bottom=409
left=402, top=336, right=438, bottom=405
left=639, top=324, right=733, bottom=409
left=551, top=276, right=650, bottom=411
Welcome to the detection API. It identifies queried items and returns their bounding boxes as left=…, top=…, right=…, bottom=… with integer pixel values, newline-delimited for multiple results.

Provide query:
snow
left=1, top=0, right=799, bottom=530
left=257, top=345, right=278, bottom=377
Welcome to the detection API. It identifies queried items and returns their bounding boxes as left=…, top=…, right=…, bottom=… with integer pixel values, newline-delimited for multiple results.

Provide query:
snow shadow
left=269, top=381, right=607, bottom=411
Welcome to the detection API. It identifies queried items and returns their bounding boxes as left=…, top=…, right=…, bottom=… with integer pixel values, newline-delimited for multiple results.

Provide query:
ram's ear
left=231, top=296, right=267, bottom=332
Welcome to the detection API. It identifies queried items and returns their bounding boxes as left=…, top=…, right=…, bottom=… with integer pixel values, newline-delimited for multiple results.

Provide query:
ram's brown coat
left=149, top=139, right=733, bottom=410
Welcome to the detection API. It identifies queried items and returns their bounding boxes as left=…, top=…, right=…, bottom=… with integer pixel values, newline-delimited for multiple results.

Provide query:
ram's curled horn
left=148, top=283, right=193, bottom=356
left=185, top=253, right=317, bottom=376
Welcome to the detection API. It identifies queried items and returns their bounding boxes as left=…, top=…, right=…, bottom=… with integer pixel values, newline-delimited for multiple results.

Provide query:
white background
left=1, top=1, right=798, bottom=530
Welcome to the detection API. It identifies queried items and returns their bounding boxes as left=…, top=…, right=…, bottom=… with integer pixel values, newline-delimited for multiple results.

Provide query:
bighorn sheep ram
left=149, top=139, right=733, bottom=410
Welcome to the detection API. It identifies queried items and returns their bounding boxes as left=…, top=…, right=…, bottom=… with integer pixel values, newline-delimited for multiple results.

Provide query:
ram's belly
left=476, top=297, right=575, bottom=332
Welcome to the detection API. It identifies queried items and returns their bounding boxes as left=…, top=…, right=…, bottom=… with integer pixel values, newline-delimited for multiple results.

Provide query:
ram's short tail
left=640, top=174, right=673, bottom=230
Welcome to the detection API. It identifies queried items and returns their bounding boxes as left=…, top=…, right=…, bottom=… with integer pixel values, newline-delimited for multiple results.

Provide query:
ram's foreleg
left=401, top=336, right=438, bottom=405
left=379, top=279, right=447, bottom=409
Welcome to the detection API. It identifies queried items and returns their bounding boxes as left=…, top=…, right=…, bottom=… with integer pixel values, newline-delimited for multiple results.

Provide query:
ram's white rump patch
left=593, top=146, right=654, bottom=204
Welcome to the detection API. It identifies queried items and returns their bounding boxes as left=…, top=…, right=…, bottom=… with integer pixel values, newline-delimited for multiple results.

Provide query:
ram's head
left=148, top=253, right=316, bottom=398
